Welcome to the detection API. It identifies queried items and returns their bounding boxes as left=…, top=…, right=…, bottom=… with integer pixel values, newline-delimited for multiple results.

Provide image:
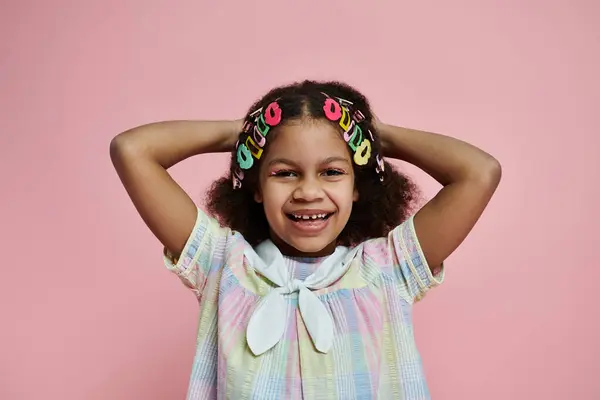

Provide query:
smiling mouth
left=286, top=213, right=334, bottom=222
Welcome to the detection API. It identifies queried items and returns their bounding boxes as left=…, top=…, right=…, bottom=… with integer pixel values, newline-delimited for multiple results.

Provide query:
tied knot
left=278, top=278, right=306, bottom=295
left=244, top=240, right=361, bottom=356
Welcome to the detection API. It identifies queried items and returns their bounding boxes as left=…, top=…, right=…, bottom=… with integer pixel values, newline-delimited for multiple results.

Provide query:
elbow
left=109, top=131, right=142, bottom=165
left=475, top=155, right=502, bottom=188
left=109, top=134, right=122, bottom=160
left=109, top=134, right=127, bottom=165
left=486, top=155, right=502, bottom=183
left=456, top=154, right=502, bottom=187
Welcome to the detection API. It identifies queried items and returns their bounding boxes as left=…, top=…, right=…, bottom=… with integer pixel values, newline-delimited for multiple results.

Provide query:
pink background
left=1, top=0, right=598, bottom=399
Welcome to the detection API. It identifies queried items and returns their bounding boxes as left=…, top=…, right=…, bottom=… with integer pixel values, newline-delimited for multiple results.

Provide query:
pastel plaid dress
left=164, top=208, right=444, bottom=399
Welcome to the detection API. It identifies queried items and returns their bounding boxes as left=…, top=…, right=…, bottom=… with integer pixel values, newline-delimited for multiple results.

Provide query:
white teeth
left=292, top=214, right=328, bottom=221
left=292, top=213, right=329, bottom=220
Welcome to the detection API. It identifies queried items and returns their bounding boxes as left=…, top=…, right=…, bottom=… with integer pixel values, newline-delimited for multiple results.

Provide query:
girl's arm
left=110, top=120, right=240, bottom=256
left=378, top=123, right=502, bottom=269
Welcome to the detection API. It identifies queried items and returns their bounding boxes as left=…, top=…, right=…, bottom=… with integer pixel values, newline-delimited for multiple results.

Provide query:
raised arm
left=378, top=122, right=502, bottom=269
left=109, top=120, right=240, bottom=256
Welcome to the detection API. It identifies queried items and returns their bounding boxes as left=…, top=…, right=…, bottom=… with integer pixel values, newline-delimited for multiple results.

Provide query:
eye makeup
left=269, top=169, right=296, bottom=177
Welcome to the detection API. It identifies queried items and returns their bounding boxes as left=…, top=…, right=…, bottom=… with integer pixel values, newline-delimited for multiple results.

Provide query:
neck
left=269, top=233, right=336, bottom=258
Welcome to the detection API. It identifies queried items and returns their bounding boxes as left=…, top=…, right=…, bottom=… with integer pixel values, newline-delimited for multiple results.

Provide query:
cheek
left=328, top=183, right=356, bottom=211
left=261, top=183, right=290, bottom=212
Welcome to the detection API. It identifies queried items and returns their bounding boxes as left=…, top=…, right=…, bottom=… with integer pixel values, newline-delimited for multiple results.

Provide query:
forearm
left=378, top=123, right=501, bottom=267
left=109, top=120, right=241, bottom=254
left=378, top=123, right=500, bottom=186
left=110, top=120, right=240, bottom=169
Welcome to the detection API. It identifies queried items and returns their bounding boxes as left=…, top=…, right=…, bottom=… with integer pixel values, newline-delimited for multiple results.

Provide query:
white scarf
left=243, top=240, right=361, bottom=356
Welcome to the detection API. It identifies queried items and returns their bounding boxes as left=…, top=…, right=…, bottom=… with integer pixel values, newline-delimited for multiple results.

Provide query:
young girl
left=110, top=80, right=501, bottom=399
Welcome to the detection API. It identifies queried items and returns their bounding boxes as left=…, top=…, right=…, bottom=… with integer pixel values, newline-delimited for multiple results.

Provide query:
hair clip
left=236, top=140, right=254, bottom=170
left=375, top=154, right=385, bottom=174
left=322, top=95, right=373, bottom=166
left=264, top=101, right=282, bottom=126
left=336, top=97, right=353, bottom=108
left=233, top=101, right=283, bottom=188
left=242, top=120, right=254, bottom=134
left=321, top=93, right=385, bottom=182
left=375, top=154, right=385, bottom=181
left=367, top=129, right=374, bottom=142
left=232, top=166, right=244, bottom=189
left=232, top=175, right=242, bottom=189
left=321, top=92, right=354, bottom=109
left=323, top=98, right=342, bottom=120
left=353, top=110, right=365, bottom=123
left=249, top=107, right=263, bottom=118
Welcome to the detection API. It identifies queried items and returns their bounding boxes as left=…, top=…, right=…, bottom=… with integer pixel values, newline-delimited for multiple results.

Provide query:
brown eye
left=323, top=169, right=344, bottom=176
left=272, top=170, right=297, bottom=177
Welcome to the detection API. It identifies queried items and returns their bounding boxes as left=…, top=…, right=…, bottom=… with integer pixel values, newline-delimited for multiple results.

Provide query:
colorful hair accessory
left=232, top=101, right=283, bottom=187
left=264, top=102, right=282, bottom=126
left=232, top=166, right=244, bottom=189
left=251, top=122, right=267, bottom=147
left=353, top=110, right=365, bottom=123
left=375, top=154, right=385, bottom=175
left=321, top=92, right=353, bottom=109
left=242, top=120, right=254, bottom=133
left=249, top=107, right=263, bottom=118
left=367, top=129, right=375, bottom=142
left=339, top=107, right=352, bottom=131
left=346, top=124, right=364, bottom=151
left=233, top=175, right=242, bottom=189
left=354, top=139, right=371, bottom=166
left=236, top=141, right=254, bottom=170
left=323, top=98, right=342, bottom=120
left=321, top=93, right=385, bottom=181
left=323, top=96, right=372, bottom=161
left=255, top=114, right=270, bottom=136
left=246, top=136, right=263, bottom=159
left=342, top=121, right=356, bottom=142
left=234, top=167, right=244, bottom=180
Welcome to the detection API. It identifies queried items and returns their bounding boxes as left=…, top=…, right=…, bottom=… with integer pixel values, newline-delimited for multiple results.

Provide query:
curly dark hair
left=206, top=80, right=419, bottom=247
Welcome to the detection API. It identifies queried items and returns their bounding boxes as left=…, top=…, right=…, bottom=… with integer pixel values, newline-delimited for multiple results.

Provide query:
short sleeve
left=386, top=215, right=445, bottom=304
left=163, top=208, right=231, bottom=298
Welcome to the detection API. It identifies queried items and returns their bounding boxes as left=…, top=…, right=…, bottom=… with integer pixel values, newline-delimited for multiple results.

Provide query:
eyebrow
left=267, top=157, right=351, bottom=167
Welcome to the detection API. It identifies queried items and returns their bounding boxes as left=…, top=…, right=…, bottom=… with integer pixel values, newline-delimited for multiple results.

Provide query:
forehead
left=264, top=119, right=350, bottom=164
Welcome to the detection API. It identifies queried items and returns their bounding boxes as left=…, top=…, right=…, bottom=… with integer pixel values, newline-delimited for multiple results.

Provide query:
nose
left=292, top=177, right=325, bottom=202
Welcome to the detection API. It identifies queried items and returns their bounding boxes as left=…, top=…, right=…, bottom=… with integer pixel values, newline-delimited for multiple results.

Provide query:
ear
left=353, top=187, right=359, bottom=202
left=254, top=189, right=263, bottom=203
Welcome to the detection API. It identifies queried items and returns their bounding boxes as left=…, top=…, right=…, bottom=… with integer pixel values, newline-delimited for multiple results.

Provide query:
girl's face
left=256, top=119, right=358, bottom=256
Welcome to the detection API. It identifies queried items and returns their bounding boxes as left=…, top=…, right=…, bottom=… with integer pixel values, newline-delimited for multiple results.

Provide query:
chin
left=267, top=214, right=348, bottom=256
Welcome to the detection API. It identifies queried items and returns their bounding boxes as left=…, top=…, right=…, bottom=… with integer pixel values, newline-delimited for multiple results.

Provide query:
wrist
left=376, top=122, right=393, bottom=153
left=221, top=119, right=243, bottom=151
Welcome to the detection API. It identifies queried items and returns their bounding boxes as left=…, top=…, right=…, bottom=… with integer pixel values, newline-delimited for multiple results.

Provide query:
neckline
left=254, top=240, right=350, bottom=267
left=284, top=254, right=329, bottom=264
